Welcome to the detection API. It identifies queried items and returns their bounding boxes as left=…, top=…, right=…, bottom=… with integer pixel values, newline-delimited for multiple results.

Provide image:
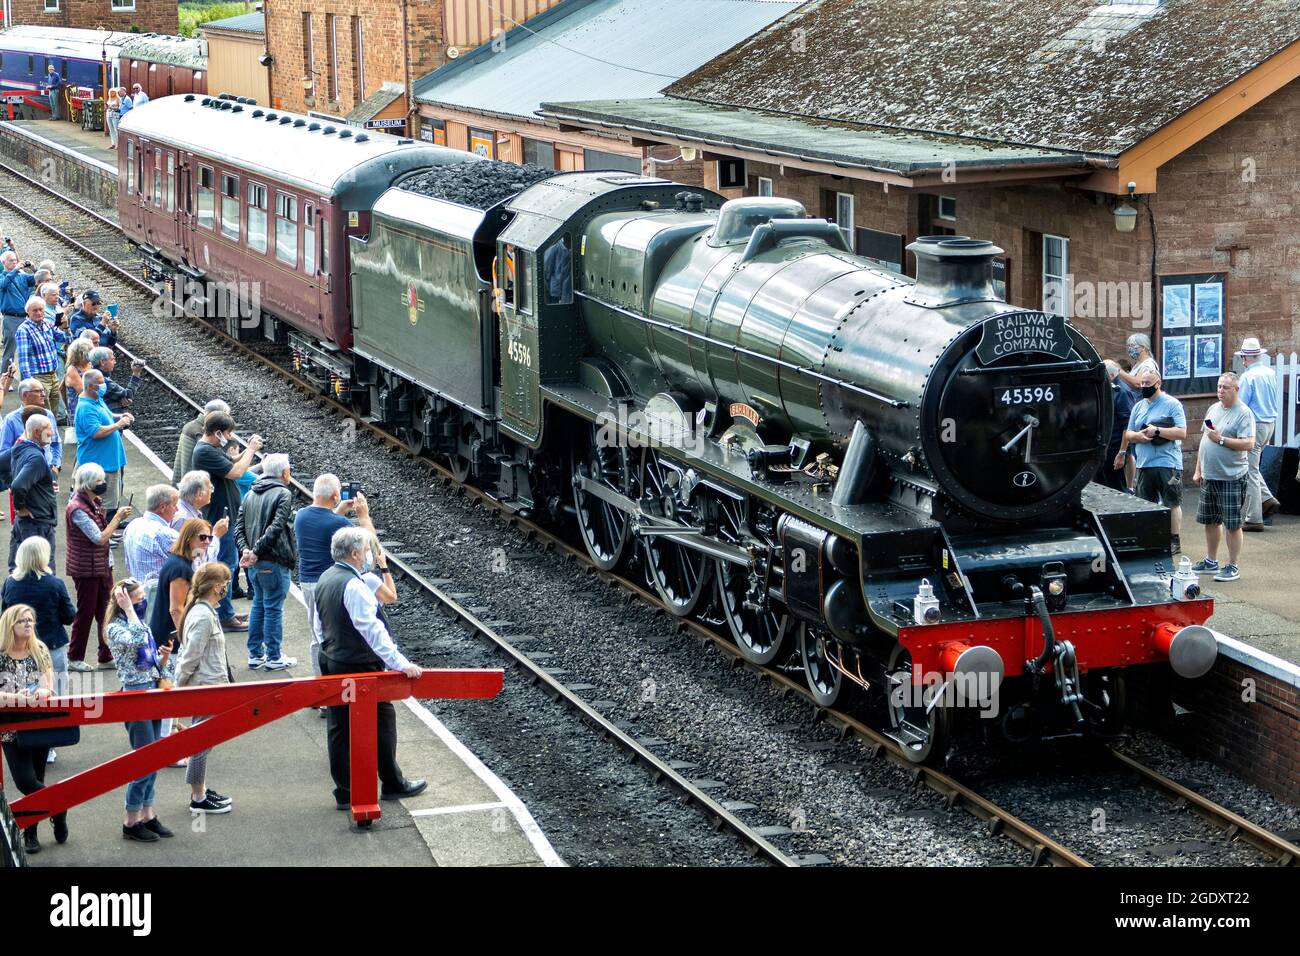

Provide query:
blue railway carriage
left=0, top=26, right=126, bottom=117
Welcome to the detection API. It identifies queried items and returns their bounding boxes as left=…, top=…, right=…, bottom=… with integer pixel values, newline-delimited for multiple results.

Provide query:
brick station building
left=262, top=0, right=568, bottom=133
left=2, top=0, right=177, bottom=34
left=542, top=0, right=1300, bottom=446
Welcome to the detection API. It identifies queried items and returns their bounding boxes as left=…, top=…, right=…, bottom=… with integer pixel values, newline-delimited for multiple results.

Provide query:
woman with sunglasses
left=149, top=518, right=213, bottom=652
left=0, top=603, right=63, bottom=854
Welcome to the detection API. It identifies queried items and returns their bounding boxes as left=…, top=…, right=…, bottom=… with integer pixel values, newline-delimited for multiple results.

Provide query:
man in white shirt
left=313, top=526, right=425, bottom=811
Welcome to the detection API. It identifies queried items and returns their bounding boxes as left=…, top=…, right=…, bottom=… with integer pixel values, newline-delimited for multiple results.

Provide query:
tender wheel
left=446, top=421, right=474, bottom=483
left=886, top=646, right=953, bottom=764
left=401, top=393, right=430, bottom=455
left=800, top=624, right=847, bottom=708
left=573, top=425, right=632, bottom=572
left=641, top=449, right=711, bottom=615
left=716, top=497, right=788, bottom=664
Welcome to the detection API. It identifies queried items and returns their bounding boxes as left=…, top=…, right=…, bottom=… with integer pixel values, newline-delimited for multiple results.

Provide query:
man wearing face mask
left=314, top=526, right=425, bottom=812
left=7, top=413, right=59, bottom=571
left=1115, top=370, right=1187, bottom=554
left=191, top=411, right=261, bottom=632
left=73, top=369, right=133, bottom=531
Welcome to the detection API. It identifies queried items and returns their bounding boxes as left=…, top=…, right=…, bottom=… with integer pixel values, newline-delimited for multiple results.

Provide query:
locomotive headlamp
left=1040, top=562, right=1068, bottom=611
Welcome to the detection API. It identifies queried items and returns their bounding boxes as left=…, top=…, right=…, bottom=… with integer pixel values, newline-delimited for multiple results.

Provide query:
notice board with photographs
left=1157, top=272, right=1227, bottom=397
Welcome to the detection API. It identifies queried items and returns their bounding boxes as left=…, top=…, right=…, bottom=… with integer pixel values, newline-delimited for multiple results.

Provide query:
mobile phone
left=107, top=304, right=119, bottom=320
left=128, top=493, right=134, bottom=508
left=1205, top=420, right=1214, bottom=430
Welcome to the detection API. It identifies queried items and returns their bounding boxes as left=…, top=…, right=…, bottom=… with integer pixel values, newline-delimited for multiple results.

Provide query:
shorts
left=101, top=469, right=124, bottom=510
left=1135, top=467, right=1182, bottom=508
left=1196, top=477, right=1246, bottom=530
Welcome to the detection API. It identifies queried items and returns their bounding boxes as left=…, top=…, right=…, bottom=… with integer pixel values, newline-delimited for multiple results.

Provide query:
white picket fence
left=1251, top=352, right=1300, bottom=446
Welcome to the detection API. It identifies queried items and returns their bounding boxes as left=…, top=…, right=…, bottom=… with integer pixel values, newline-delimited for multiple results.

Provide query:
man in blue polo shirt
left=74, top=369, right=133, bottom=529
left=1115, top=369, right=1187, bottom=554
left=1235, top=337, right=1281, bottom=529
left=0, top=249, right=35, bottom=378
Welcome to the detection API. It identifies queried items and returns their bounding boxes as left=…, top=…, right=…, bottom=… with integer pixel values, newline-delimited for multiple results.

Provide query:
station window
left=44, top=0, right=58, bottom=11
left=126, top=141, right=134, bottom=194
left=197, top=165, right=215, bottom=229
left=523, top=137, right=555, bottom=170
left=166, top=154, right=175, bottom=213
left=246, top=182, right=268, bottom=254
left=302, top=203, right=316, bottom=275
left=220, top=173, right=240, bottom=241
left=275, top=193, right=298, bottom=266
left=110, top=0, right=136, bottom=10
left=1042, top=234, right=1070, bottom=317
left=153, top=150, right=162, bottom=208
left=835, top=192, right=855, bottom=252
left=757, top=177, right=773, bottom=197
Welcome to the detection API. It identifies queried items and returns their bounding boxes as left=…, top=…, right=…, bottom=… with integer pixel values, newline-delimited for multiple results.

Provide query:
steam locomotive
left=120, top=97, right=1218, bottom=762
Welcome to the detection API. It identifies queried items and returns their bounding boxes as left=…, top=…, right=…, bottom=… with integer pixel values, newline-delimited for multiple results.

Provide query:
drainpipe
left=400, top=0, right=412, bottom=136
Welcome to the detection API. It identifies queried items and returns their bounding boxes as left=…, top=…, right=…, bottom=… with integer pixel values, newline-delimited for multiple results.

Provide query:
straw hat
left=1237, top=337, right=1267, bottom=356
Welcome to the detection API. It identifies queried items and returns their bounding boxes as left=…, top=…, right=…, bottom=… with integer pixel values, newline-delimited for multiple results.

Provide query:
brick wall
left=9, top=0, right=178, bottom=34
left=1129, top=653, right=1300, bottom=804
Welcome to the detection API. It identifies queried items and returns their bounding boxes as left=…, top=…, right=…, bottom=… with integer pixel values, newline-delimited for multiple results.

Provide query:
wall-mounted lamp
left=678, top=145, right=697, bottom=162
left=1113, top=180, right=1138, bottom=233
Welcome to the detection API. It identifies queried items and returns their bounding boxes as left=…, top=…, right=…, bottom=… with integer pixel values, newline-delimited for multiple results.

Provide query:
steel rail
left=8, top=151, right=1296, bottom=869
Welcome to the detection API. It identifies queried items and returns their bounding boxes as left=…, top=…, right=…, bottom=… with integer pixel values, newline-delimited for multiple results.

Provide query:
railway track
left=3, top=152, right=1297, bottom=867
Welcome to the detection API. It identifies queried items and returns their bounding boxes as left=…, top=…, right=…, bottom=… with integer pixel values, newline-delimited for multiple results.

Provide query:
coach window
left=220, top=173, right=240, bottom=241
left=60, top=59, right=67, bottom=79
left=27, top=56, right=33, bottom=76
left=302, top=203, right=316, bottom=275
left=166, top=154, right=175, bottom=213
left=275, top=193, right=298, bottom=266
left=153, top=150, right=162, bottom=208
left=126, top=141, right=134, bottom=195
left=320, top=215, right=330, bottom=276
left=246, top=183, right=268, bottom=254
left=197, top=165, right=215, bottom=229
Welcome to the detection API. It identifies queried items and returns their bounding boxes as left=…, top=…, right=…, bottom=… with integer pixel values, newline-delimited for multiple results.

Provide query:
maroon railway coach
left=116, top=94, right=477, bottom=391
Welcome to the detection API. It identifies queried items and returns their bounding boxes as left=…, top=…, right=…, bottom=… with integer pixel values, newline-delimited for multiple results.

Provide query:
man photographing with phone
left=191, top=411, right=261, bottom=632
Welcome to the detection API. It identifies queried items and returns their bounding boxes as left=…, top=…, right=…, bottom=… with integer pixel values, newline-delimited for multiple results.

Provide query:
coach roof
left=0, top=25, right=133, bottom=61
left=117, top=95, right=479, bottom=202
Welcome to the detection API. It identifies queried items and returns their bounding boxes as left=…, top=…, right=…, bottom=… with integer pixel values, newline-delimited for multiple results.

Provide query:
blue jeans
left=50, top=645, right=68, bottom=698
left=248, top=562, right=290, bottom=660
left=123, top=681, right=160, bottom=812
left=216, top=532, right=238, bottom=621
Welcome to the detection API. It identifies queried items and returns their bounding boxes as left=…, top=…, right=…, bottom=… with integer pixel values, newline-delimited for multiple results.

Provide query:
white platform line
left=400, top=697, right=566, bottom=867
left=408, top=800, right=506, bottom=818
left=127, top=424, right=565, bottom=865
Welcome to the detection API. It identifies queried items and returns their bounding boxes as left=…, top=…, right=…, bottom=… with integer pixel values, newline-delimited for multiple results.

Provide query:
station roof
left=348, top=81, right=405, bottom=125
left=543, top=97, right=1093, bottom=180
left=202, top=12, right=266, bottom=36
left=413, top=0, right=798, bottom=121
left=120, top=34, right=206, bottom=70
left=659, top=0, right=1300, bottom=157
left=118, top=95, right=455, bottom=197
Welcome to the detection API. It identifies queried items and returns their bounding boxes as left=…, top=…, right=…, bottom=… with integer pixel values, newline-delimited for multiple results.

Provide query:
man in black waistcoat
left=313, top=526, right=427, bottom=810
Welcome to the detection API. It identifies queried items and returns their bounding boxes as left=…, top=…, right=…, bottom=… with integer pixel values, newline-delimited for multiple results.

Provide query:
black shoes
left=52, top=812, right=68, bottom=845
left=123, top=822, right=160, bottom=843
left=143, top=817, right=174, bottom=838
left=23, top=827, right=40, bottom=855
left=190, top=795, right=232, bottom=814
left=205, top=788, right=231, bottom=806
left=381, top=778, right=428, bottom=801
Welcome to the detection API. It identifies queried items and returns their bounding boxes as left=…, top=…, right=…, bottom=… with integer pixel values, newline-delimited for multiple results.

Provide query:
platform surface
left=2, top=116, right=117, bottom=172
left=1, top=385, right=558, bottom=867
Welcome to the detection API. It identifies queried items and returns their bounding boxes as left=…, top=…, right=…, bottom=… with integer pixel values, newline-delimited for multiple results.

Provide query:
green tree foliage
left=179, top=2, right=255, bottom=39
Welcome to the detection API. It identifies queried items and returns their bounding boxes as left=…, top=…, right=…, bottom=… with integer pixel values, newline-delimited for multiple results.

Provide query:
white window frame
left=44, top=0, right=59, bottom=12
left=757, top=176, right=773, bottom=197
left=110, top=0, right=136, bottom=10
left=938, top=195, right=957, bottom=221
left=835, top=192, right=855, bottom=252
left=1042, top=234, right=1071, bottom=317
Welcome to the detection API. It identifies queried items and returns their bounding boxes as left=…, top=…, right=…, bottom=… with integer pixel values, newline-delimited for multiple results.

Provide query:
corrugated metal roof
left=665, top=0, right=1300, bottom=156
left=541, top=97, right=1093, bottom=175
left=413, top=0, right=798, bottom=119
left=348, top=81, right=404, bottom=124
left=120, top=35, right=206, bottom=70
left=202, top=12, right=266, bottom=36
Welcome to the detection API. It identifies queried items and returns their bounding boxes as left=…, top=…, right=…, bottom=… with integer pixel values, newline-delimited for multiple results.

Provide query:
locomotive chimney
left=904, top=237, right=1004, bottom=308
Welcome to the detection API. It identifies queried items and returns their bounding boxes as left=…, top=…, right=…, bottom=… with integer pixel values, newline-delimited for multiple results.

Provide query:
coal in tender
left=399, top=161, right=554, bottom=210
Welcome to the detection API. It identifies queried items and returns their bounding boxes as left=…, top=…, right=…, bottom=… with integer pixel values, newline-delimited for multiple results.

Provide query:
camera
left=340, top=480, right=362, bottom=501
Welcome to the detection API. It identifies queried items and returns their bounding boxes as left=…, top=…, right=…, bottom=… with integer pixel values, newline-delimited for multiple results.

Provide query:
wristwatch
left=1218, top=435, right=1226, bottom=446
left=376, top=565, right=390, bottom=574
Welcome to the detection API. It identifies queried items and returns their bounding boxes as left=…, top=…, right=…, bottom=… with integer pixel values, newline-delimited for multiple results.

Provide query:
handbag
left=1147, top=416, right=1176, bottom=446
left=16, top=724, right=80, bottom=749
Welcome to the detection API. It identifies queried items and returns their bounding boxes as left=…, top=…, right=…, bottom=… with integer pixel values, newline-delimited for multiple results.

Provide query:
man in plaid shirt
left=15, top=295, right=69, bottom=417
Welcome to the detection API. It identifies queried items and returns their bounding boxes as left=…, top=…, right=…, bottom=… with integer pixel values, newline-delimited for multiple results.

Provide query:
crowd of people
left=1099, top=333, right=1283, bottom=582
left=0, top=247, right=425, bottom=855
